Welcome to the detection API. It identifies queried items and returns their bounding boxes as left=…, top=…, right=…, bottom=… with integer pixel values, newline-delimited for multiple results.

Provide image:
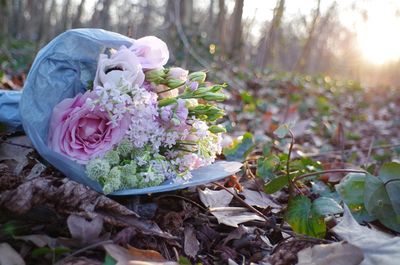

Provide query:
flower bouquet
left=20, top=29, right=241, bottom=195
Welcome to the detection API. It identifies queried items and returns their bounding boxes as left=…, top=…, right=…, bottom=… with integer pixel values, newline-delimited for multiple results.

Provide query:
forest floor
left=1, top=59, right=400, bottom=265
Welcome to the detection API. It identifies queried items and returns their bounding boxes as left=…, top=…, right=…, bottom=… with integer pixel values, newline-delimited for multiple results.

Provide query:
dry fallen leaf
left=297, top=241, right=364, bottom=265
left=240, top=189, right=281, bottom=209
left=332, top=205, right=400, bottom=265
left=199, top=188, right=265, bottom=227
left=184, top=225, right=200, bottom=258
left=103, top=243, right=178, bottom=265
left=67, top=214, right=104, bottom=245
left=0, top=136, right=33, bottom=176
left=0, top=176, right=174, bottom=239
left=198, top=188, right=234, bottom=208
left=14, top=234, right=54, bottom=248
left=126, top=246, right=166, bottom=262
left=0, top=243, right=26, bottom=265
left=56, top=256, right=102, bottom=265
left=209, top=207, right=264, bottom=227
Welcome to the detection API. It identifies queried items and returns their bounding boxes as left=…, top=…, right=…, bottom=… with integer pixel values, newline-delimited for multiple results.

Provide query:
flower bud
left=187, top=81, right=199, bottom=91
left=145, top=69, right=166, bottom=83
left=167, top=67, right=189, bottom=81
left=167, top=79, right=186, bottom=89
left=201, top=92, right=228, bottom=101
left=158, top=97, right=177, bottom=107
left=185, top=99, right=199, bottom=108
left=188, top=71, right=206, bottom=83
left=209, top=125, right=227, bottom=134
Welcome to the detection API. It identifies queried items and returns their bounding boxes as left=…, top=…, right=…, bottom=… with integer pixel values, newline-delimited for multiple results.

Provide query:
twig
left=287, top=129, right=295, bottom=198
left=156, top=194, right=207, bottom=212
left=293, top=169, right=368, bottom=182
left=302, top=143, right=400, bottom=158
left=212, top=182, right=270, bottom=223
left=54, top=240, right=113, bottom=265
left=211, top=182, right=332, bottom=243
left=0, top=140, right=32, bottom=149
left=364, top=136, right=375, bottom=168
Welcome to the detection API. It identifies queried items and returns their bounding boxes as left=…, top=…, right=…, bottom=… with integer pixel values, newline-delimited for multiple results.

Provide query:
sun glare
left=356, top=3, right=400, bottom=64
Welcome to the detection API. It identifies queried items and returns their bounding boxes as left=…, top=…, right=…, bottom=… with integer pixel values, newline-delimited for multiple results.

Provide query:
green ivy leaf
left=264, top=175, right=288, bottom=194
left=335, top=173, right=375, bottom=223
left=379, top=162, right=400, bottom=216
left=103, top=254, right=117, bottom=265
left=364, top=173, right=400, bottom=232
left=178, top=256, right=191, bottom=265
left=256, top=155, right=280, bottom=180
left=273, top=124, right=290, bottom=139
left=284, top=195, right=326, bottom=238
left=312, top=197, right=343, bottom=216
left=223, top=132, right=255, bottom=162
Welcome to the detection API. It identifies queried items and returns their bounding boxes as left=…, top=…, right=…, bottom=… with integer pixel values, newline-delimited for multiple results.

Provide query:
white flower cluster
left=83, top=42, right=227, bottom=194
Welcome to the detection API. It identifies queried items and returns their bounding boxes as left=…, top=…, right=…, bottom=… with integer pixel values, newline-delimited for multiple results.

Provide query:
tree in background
left=0, top=0, right=399, bottom=86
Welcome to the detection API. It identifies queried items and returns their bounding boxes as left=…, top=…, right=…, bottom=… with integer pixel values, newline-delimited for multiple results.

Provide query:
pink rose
left=48, top=92, right=130, bottom=164
left=94, top=46, right=144, bottom=88
left=130, top=36, right=169, bottom=69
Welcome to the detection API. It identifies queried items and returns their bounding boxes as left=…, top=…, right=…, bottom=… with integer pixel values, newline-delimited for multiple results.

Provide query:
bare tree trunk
left=91, top=0, right=102, bottom=27
left=181, top=0, right=193, bottom=29
left=43, top=0, right=57, bottom=42
left=99, top=0, right=112, bottom=30
left=138, top=0, right=153, bottom=36
left=293, top=0, right=321, bottom=72
left=35, top=0, right=48, bottom=49
left=60, top=0, right=71, bottom=32
left=217, top=0, right=226, bottom=58
left=256, top=0, right=285, bottom=69
left=228, top=0, right=244, bottom=60
left=0, top=0, right=9, bottom=38
left=72, top=0, right=86, bottom=28
left=9, top=0, right=24, bottom=38
left=208, top=0, right=215, bottom=39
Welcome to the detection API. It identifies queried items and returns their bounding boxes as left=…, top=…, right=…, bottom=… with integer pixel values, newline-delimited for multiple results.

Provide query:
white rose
left=94, top=46, right=144, bottom=88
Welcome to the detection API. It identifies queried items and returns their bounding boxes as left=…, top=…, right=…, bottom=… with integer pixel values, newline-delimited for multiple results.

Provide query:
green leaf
left=262, top=142, right=273, bottom=156
left=178, top=256, right=191, bottom=265
left=274, top=124, right=290, bottom=139
left=256, top=155, right=280, bottom=180
left=264, top=175, right=288, bottom=194
left=312, top=197, right=343, bottom=216
left=223, top=132, right=255, bottom=162
left=32, top=247, right=53, bottom=257
left=103, top=254, right=117, bottom=265
left=335, top=173, right=375, bottom=223
left=241, top=91, right=255, bottom=104
left=379, top=162, right=400, bottom=182
left=284, top=195, right=326, bottom=238
left=53, top=247, right=71, bottom=255
left=379, top=162, right=400, bottom=216
left=364, top=173, right=400, bottom=232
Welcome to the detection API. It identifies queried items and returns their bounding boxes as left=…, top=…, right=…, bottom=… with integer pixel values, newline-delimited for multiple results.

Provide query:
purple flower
left=187, top=81, right=199, bottom=91
left=160, top=106, right=173, bottom=122
left=175, top=99, right=188, bottom=123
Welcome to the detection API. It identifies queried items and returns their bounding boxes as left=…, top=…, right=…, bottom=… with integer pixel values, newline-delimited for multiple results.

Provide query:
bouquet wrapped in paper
left=19, top=29, right=241, bottom=195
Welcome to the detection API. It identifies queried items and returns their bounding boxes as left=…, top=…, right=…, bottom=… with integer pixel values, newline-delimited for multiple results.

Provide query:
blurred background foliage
left=1, top=0, right=400, bottom=86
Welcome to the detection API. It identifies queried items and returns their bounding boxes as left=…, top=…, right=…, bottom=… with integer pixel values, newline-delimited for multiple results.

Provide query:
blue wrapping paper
left=0, top=90, right=22, bottom=129
left=15, top=28, right=241, bottom=195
